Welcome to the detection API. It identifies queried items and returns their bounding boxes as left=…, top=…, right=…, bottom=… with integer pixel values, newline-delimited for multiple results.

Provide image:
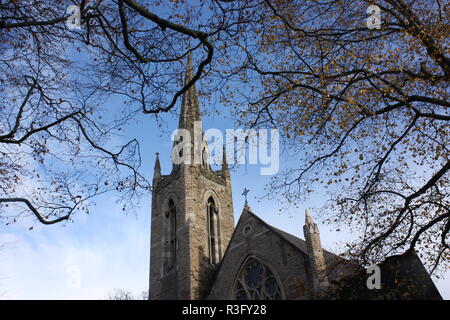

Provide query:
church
left=148, top=57, right=442, bottom=300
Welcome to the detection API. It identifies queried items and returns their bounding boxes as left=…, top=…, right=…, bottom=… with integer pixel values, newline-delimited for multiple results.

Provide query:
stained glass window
left=233, top=258, right=283, bottom=300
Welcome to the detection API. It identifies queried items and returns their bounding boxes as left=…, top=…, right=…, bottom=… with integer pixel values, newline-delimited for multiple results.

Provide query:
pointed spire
left=172, top=52, right=203, bottom=171
left=303, top=207, right=328, bottom=294
left=153, top=152, right=161, bottom=184
left=178, top=52, right=201, bottom=130
left=222, top=143, right=229, bottom=175
left=304, top=208, right=319, bottom=234
left=154, top=152, right=161, bottom=172
left=305, top=208, right=314, bottom=225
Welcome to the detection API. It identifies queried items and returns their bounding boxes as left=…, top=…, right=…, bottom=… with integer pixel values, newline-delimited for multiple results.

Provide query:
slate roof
left=242, top=206, right=340, bottom=260
left=209, top=205, right=443, bottom=300
left=240, top=206, right=356, bottom=282
left=240, top=206, right=308, bottom=252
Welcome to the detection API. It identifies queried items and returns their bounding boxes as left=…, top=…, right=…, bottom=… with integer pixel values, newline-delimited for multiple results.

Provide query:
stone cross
left=242, top=188, right=250, bottom=205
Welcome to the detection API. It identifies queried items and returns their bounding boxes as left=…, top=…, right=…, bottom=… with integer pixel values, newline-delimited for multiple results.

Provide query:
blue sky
left=0, top=88, right=448, bottom=299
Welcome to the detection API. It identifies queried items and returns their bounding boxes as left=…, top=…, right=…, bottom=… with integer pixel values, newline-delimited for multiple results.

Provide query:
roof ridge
left=242, top=208, right=308, bottom=254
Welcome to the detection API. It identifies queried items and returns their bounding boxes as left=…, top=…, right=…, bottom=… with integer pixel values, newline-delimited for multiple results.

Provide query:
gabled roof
left=242, top=205, right=344, bottom=261
left=207, top=205, right=350, bottom=298
left=235, top=206, right=352, bottom=272
left=242, top=206, right=309, bottom=254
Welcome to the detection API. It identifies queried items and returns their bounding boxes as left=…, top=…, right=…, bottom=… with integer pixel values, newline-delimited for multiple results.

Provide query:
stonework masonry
left=149, top=54, right=443, bottom=301
left=303, top=209, right=328, bottom=292
left=149, top=55, right=234, bottom=300
left=207, top=208, right=314, bottom=300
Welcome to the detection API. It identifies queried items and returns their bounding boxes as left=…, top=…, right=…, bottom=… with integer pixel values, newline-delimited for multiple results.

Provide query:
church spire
left=150, top=54, right=235, bottom=300
left=171, top=52, right=203, bottom=170
left=178, top=53, right=201, bottom=130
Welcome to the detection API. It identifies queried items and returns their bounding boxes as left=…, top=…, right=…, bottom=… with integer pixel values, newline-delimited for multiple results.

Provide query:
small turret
left=305, top=208, right=317, bottom=231
left=153, top=152, right=161, bottom=185
left=303, top=208, right=328, bottom=294
left=221, top=144, right=229, bottom=179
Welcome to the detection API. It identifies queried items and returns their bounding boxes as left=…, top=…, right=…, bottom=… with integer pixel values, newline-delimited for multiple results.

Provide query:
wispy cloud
left=0, top=197, right=150, bottom=300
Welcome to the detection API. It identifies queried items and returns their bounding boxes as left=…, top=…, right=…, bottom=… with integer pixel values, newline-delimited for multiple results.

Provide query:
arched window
left=207, top=196, right=220, bottom=265
left=233, top=257, right=283, bottom=300
left=164, top=199, right=177, bottom=273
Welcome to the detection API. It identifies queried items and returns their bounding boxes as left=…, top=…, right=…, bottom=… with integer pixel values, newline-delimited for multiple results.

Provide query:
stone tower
left=149, top=55, right=235, bottom=300
left=303, top=209, right=328, bottom=293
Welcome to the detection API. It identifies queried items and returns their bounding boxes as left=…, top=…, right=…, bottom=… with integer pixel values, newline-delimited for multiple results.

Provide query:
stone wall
left=303, top=222, right=327, bottom=290
left=207, top=210, right=315, bottom=300
left=150, top=164, right=234, bottom=300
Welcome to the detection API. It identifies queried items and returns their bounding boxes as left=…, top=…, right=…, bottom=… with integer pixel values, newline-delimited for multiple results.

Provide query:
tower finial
left=154, top=152, right=161, bottom=170
left=305, top=208, right=314, bottom=225
left=222, top=143, right=229, bottom=174
left=222, top=143, right=227, bottom=164
left=153, top=152, right=161, bottom=185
